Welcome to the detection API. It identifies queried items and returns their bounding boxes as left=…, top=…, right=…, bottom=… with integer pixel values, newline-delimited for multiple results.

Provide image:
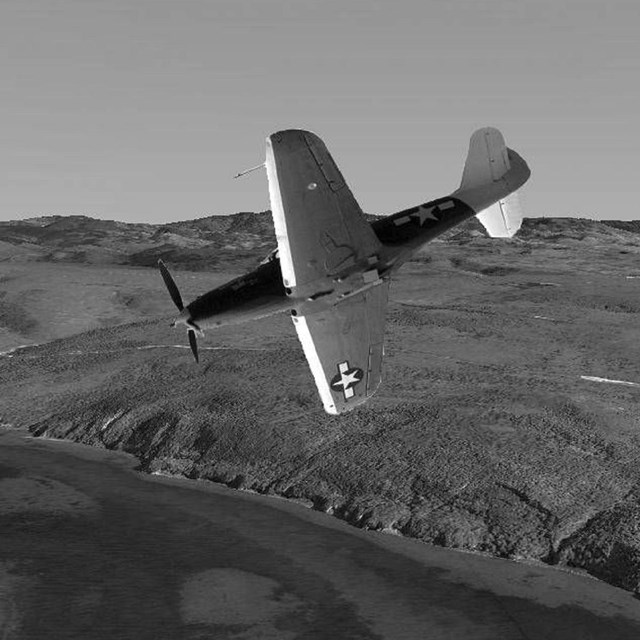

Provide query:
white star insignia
left=411, top=206, right=439, bottom=225
left=330, top=361, right=364, bottom=400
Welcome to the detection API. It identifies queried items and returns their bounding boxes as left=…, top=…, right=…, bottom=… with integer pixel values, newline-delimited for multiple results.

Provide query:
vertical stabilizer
left=454, top=127, right=530, bottom=238
left=460, top=127, right=511, bottom=190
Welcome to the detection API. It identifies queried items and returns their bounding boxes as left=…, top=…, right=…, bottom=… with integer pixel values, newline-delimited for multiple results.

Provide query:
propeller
left=158, top=259, right=199, bottom=363
left=188, top=327, right=199, bottom=363
left=158, top=259, right=184, bottom=311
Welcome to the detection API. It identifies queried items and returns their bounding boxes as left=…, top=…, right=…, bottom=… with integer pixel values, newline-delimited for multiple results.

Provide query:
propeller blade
left=158, top=259, right=184, bottom=311
left=188, top=329, right=199, bottom=363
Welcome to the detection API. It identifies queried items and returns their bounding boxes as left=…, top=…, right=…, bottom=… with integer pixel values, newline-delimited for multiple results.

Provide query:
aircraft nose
left=171, top=308, right=191, bottom=328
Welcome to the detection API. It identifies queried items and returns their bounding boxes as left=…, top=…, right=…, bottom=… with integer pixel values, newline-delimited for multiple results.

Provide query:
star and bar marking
left=330, top=361, right=364, bottom=400
left=392, top=200, right=455, bottom=227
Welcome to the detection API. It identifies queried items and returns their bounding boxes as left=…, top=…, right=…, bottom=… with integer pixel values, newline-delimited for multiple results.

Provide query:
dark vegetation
left=0, top=296, right=38, bottom=334
left=2, top=212, right=640, bottom=594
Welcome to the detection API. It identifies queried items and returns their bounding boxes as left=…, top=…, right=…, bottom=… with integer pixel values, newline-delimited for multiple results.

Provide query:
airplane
left=159, top=127, right=530, bottom=414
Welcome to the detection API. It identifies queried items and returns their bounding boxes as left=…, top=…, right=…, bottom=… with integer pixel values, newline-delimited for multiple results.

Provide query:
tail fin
left=454, top=127, right=530, bottom=238
left=460, top=127, right=512, bottom=190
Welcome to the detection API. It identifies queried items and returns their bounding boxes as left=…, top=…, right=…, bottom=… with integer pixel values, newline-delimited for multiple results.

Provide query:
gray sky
left=1, top=0, right=638, bottom=223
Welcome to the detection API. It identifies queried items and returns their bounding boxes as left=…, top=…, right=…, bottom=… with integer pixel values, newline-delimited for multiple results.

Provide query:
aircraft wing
left=292, top=280, right=389, bottom=414
left=266, top=129, right=381, bottom=294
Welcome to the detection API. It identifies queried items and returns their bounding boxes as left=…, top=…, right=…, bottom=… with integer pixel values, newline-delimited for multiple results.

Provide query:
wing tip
left=324, top=391, right=378, bottom=416
left=267, top=129, right=321, bottom=145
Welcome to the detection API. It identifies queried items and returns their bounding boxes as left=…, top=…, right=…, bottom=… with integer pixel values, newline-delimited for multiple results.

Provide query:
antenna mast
left=233, top=163, right=265, bottom=179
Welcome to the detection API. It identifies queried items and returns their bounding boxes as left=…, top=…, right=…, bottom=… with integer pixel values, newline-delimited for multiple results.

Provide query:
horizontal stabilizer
left=476, top=191, right=523, bottom=238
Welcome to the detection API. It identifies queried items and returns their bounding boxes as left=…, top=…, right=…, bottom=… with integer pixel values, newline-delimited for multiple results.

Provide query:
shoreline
left=0, top=427, right=609, bottom=584
left=3, top=425, right=640, bottom=639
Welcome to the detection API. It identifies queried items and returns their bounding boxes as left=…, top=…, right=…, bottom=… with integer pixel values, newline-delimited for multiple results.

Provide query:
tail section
left=454, top=127, right=530, bottom=238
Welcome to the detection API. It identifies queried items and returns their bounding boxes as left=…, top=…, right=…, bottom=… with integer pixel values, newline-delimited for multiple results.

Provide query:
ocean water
left=1, top=428, right=639, bottom=640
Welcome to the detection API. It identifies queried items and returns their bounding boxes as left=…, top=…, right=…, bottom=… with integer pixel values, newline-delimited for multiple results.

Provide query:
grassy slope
left=2, top=215, right=640, bottom=593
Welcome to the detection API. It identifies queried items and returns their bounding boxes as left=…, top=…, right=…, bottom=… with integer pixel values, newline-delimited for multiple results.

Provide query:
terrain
left=2, top=212, right=640, bottom=595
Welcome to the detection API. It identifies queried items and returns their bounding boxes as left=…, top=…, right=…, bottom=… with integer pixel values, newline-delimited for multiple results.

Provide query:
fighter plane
left=159, top=127, right=530, bottom=414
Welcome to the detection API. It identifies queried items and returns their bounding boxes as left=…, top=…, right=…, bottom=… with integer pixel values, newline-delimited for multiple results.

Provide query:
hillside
left=4, top=212, right=640, bottom=272
left=2, top=212, right=640, bottom=595
left=0, top=212, right=276, bottom=271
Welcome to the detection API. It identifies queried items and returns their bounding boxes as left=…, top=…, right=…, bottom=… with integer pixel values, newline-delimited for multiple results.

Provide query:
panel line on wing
left=304, top=133, right=345, bottom=191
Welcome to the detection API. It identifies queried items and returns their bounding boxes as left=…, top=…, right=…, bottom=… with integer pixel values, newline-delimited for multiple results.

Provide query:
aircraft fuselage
left=180, top=194, right=478, bottom=331
left=181, top=257, right=288, bottom=329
